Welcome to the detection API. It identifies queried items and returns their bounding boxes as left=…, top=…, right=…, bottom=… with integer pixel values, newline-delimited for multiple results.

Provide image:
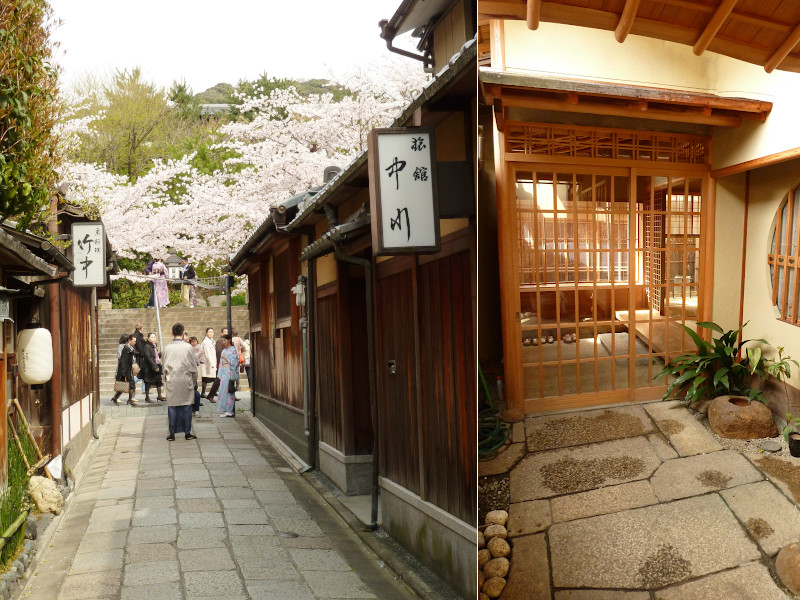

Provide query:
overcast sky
left=49, top=0, right=416, bottom=93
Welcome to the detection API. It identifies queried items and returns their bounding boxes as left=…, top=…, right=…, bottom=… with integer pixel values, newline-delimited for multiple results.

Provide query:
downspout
left=379, top=19, right=433, bottom=70
left=332, top=241, right=380, bottom=530
left=47, top=208, right=61, bottom=459
left=297, top=274, right=312, bottom=469
left=90, top=286, right=99, bottom=439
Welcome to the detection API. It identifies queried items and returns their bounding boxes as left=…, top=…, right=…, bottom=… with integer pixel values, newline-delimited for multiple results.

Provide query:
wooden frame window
left=273, top=249, right=291, bottom=329
left=769, top=185, right=800, bottom=324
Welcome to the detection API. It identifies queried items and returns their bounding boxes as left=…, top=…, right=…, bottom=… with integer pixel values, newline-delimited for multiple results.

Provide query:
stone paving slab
left=720, top=481, right=800, bottom=556
left=549, top=494, right=760, bottom=589
left=554, top=591, right=650, bottom=600
left=645, top=401, right=723, bottom=456
left=525, top=405, right=656, bottom=452
left=510, top=436, right=662, bottom=501
left=478, top=442, right=526, bottom=477
left=550, top=480, right=659, bottom=523
left=653, top=562, right=789, bottom=599
left=499, top=533, right=550, bottom=600
left=650, top=450, right=763, bottom=502
left=30, top=408, right=422, bottom=600
left=508, top=500, right=551, bottom=536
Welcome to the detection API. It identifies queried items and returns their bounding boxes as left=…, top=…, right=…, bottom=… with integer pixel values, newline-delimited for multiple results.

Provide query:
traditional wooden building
left=1, top=206, right=114, bottom=479
left=479, top=1, right=800, bottom=419
left=232, top=1, right=476, bottom=596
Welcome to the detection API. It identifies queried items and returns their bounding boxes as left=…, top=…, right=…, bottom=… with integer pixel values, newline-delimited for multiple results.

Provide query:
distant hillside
left=195, top=78, right=349, bottom=105
left=195, top=83, right=235, bottom=104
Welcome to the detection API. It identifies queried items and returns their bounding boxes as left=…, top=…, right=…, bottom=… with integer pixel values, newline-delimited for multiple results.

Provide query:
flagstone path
left=480, top=401, right=800, bottom=599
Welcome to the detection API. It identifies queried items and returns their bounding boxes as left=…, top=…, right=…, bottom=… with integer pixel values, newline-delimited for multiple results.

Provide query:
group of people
left=112, top=322, right=251, bottom=437
left=144, top=256, right=197, bottom=309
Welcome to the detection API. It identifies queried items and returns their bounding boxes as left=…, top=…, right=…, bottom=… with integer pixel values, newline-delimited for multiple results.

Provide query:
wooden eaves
left=480, top=69, right=773, bottom=129
left=478, top=0, right=800, bottom=73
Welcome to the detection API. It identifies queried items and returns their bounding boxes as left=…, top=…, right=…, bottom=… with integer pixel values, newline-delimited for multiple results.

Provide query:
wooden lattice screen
left=505, top=122, right=709, bottom=164
left=769, top=186, right=800, bottom=323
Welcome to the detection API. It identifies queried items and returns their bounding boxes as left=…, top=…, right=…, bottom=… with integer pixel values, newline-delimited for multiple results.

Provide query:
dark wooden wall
left=248, top=253, right=303, bottom=412
left=376, top=230, right=475, bottom=524
left=316, top=287, right=342, bottom=450
left=60, top=284, right=92, bottom=409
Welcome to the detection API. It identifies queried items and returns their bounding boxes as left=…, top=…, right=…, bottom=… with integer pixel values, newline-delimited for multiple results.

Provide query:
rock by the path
left=488, top=536, right=511, bottom=558
left=478, top=530, right=486, bottom=548
left=483, top=576, right=506, bottom=598
left=479, top=548, right=491, bottom=569
left=776, top=542, right=800, bottom=594
left=486, top=510, right=509, bottom=526
left=707, top=396, right=778, bottom=440
left=484, top=557, right=510, bottom=578
left=484, top=524, right=507, bottom=540
left=28, top=476, right=63, bottom=515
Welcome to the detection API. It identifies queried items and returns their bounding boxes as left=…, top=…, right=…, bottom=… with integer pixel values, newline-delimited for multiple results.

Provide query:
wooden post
left=493, top=113, right=524, bottom=421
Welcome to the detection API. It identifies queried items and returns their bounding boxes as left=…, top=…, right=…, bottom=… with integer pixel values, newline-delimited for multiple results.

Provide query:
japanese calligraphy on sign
left=71, top=223, right=106, bottom=287
left=369, top=128, right=440, bottom=255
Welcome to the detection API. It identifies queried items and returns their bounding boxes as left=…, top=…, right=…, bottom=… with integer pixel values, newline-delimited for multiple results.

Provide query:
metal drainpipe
left=332, top=241, right=379, bottom=530
left=47, top=208, right=62, bottom=460
left=90, top=286, right=99, bottom=439
left=304, top=257, right=318, bottom=470
left=297, top=275, right=312, bottom=465
left=379, top=20, right=432, bottom=69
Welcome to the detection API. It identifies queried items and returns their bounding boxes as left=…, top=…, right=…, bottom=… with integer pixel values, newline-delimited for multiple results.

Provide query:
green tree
left=75, top=68, right=190, bottom=181
left=0, top=0, right=61, bottom=226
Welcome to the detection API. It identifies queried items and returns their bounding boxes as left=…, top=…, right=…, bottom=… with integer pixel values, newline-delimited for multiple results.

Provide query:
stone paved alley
left=480, top=401, right=800, bottom=599
left=16, top=399, right=417, bottom=600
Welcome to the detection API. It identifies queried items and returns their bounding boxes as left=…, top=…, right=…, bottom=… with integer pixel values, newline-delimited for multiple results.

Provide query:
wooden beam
left=498, top=93, right=742, bottom=127
left=711, top=146, right=800, bottom=178
left=526, top=0, right=540, bottom=30
left=614, top=0, right=641, bottom=43
left=693, top=0, right=738, bottom=56
left=489, top=19, right=506, bottom=71
left=493, top=99, right=505, bottom=131
left=479, top=1, right=525, bottom=20
left=765, top=22, right=800, bottom=72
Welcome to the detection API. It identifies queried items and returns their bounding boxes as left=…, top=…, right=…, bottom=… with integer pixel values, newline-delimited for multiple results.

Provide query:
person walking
left=161, top=322, right=198, bottom=441
left=231, top=330, right=244, bottom=391
left=180, top=258, right=197, bottom=308
left=116, top=334, right=129, bottom=359
left=141, top=332, right=166, bottom=403
left=216, top=334, right=239, bottom=418
left=189, top=336, right=204, bottom=416
left=199, top=327, right=217, bottom=398
left=132, top=322, right=148, bottom=393
left=111, top=334, right=139, bottom=405
left=242, top=333, right=251, bottom=388
left=151, top=257, right=170, bottom=308
left=205, top=326, right=228, bottom=402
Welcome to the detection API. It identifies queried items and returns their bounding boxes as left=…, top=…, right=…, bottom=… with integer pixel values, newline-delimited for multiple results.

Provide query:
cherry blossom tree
left=58, top=57, right=429, bottom=276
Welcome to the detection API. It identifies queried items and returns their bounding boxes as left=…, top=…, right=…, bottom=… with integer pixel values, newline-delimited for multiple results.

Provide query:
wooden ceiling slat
left=615, top=0, right=642, bottom=42
left=527, top=0, right=541, bottom=29
left=693, top=0, right=738, bottom=55
left=765, top=22, right=800, bottom=71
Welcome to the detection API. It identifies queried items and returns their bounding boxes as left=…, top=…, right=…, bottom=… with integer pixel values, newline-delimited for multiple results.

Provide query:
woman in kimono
left=216, top=334, right=239, bottom=418
left=141, top=332, right=166, bottom=403
left=151, top=257, right=170, bottom=308
left=111, top=335, right=139, bottom=405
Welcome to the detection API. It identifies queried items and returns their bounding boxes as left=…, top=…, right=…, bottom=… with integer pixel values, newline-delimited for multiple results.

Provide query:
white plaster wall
left=712, top=172, right=746, bottom=332
left=502, top=21, right=800, bottom=171
left=742, top=160, right=800, bottom=383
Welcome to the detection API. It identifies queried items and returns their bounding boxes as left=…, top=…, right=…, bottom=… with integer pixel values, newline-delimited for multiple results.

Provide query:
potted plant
left=783, top=414, right=800, bottom=457
left=654, top=321, right=789, bottom=439
left=654, top=321, right=770, bottom=406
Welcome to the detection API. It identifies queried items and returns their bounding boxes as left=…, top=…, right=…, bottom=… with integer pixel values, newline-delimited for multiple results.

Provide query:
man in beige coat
left=162, top=322, right=198, bottom=441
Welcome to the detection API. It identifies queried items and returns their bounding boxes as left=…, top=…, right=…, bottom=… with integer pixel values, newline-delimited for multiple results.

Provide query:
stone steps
left=98, top=306, right=250, bottom=394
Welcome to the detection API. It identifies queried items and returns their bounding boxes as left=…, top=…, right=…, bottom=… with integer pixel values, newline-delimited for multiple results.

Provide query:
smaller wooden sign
left=71, top=223, right=106, bottom=287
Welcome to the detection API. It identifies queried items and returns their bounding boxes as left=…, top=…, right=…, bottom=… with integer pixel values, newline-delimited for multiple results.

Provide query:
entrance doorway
left=514, top=165, right=707, bottom=408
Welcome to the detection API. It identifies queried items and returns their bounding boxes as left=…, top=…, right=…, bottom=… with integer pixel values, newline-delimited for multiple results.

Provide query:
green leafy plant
left=783, top=413, right=800, bottom=443
left=765, top=346, right=799, bottom=414
left=655, top=321, right=771, bottom=405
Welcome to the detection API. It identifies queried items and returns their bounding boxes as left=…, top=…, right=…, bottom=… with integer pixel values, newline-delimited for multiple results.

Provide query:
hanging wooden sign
left=368, top=128, right=441, bottom=255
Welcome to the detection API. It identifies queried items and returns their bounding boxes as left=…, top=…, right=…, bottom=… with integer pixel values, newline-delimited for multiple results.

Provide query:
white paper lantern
left=17, top=328, right=53, bottom=385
